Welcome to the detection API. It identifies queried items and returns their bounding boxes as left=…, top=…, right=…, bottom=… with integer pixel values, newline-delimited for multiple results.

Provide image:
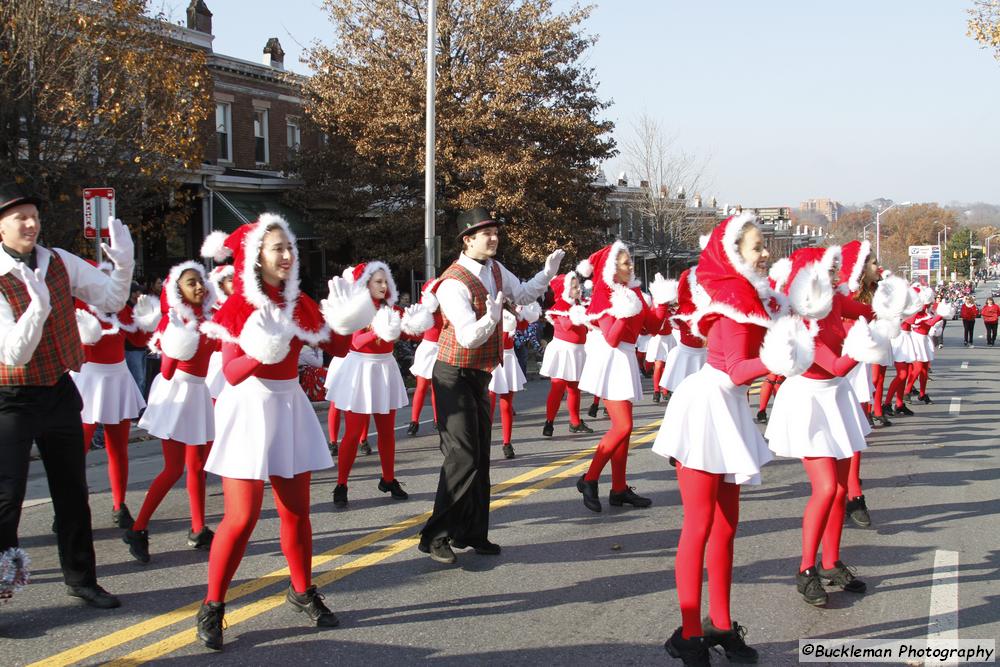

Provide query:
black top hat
left=0, top=182, right=41, bottom=216
left=456, top=207, right=501, bottom=240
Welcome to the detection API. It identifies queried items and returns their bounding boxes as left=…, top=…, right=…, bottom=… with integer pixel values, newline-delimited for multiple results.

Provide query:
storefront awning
left=210, top=191, right=315, bottom=239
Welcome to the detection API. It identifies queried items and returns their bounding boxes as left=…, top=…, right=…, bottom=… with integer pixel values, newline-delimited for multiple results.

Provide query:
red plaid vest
left=0, top=249, right=84, bottom=386
left=435, top=260, right=504, bottom=372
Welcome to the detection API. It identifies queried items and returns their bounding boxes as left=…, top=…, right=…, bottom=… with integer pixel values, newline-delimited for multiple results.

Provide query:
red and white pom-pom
left=200, top=230, right=232, bottom=263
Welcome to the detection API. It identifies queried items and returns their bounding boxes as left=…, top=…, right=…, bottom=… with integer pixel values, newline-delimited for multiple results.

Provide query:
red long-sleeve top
left=83, top=306, right=153, bottom=364
left=596, top=296, right=669, bottom=348
left=960, top=304, right=980, bottom=320
left=159, top=333, right=220, bottom=381
left=837, top=292, right=875, bottom=331
left=908, top=309, right=943, bottom=335
left=550, top=314, right=588, bottom=345
left=705, top=318, right=768, bottom=386
left=650, top=306, right=674, bottom=337
left=421, top=311, right=444, bottom=344
left=673, top=317, right=705, bottom=348
left=800, top=294, right=859, bottom=380
left=981, top=304, right=1000, bottom=323
left=350, top=304, right=419, bottom=354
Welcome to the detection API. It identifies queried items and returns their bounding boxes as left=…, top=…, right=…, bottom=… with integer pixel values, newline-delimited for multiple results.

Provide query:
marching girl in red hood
left=407, top=278, right=444, bottom=436
left=540, top=271, right=595, bottom=438
left=201, top=260, right=234, bottom=401
left=884, top=284, right=927, bottom=418
left=657, top=266, right=708, bottom=401
left=653, top=213, right=802, bottom=665
left=903, top=285, right=951, bottom=403
left=124, top=261, right=219, bottom=563
left=644, top=277, right=679, bottom=403
left=71, top=261, right=160, bottom=529
left=576, top=240, right=672, bottom=512
left=192, top=214, right=373, bottom=651
left=327, top=261, right=432, bottom=508
left=489, top=301, right=543, bottom=459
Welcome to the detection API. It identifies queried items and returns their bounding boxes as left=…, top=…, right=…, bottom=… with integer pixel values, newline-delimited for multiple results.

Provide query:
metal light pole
left=875, top=201, right=911, bottom=262
left=423, top=0, right=437, bottom=281
left=936, top=221, right=950, bottom=284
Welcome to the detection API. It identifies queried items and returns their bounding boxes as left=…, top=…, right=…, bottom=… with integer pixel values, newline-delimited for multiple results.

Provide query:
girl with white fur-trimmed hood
left=540, top=271, right=594, bottom=438
left=125, top=261, right=219, bottom=563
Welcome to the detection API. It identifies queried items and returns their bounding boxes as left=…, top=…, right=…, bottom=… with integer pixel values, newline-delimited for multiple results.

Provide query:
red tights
left=584, top=399, right=632, bottom=492
left=489, top=392, right=515, bottom=444
left=206, top=473, right=313, bottom=603
left=338, top=411, right=396, bottom=484
left=758, top=374, right=781, bottom=411
left=652, top=361, right=667, bottom=397
left=847, top=452, right=863, bottom=499
left=904, top=360, right=929, bottom=396
left=410, top=376, right=438, bottom=424
left=871, top=364, right=887, bottom=416
left=886, top=362, right=910, bottom=408
left=133, top=439, right=211, bottom=532
left=83, top=421, right=131, bottom=510
left=545, top=379, right=582, bottom=425
left=675, top=465, right=740, bottom=639
left=800, top=457, right=851, bottom=571
left=327, top=404, right=368, bottom=445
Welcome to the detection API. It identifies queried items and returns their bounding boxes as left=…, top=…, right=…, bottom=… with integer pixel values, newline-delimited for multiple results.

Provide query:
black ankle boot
left=818, top=560, right=867, bottom=593
left=123, top=528, right=150, bottom=564
left=378, top=477, right=409, bottom=499
left=542, top=420, right=554, bottom=437
left=608, top=486, right=652, bottom=508
left=286, top=585, right=340, bottom=627
left=796, top=567, right=828, bottom=606
left=575, top=475, right=601, bottom=513
left=196, top=601, right=225, bottom=651
left=406, top=421, right=419, bottom=436
left=755, top=409, right=768, bottom=424
left=587, top=403, right=599, bottom=419
left=568, top=420, right=593, bottom=433
left=664, top=626, right=711, bottom=666
left=845, top=495, right=872, bottom=528
left=874, top=414, right=892, bottom=427
left=703, top=618, right=759, bottom=664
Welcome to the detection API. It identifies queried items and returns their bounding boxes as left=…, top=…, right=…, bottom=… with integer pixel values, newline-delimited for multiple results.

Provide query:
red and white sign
left=83, top=188, right=115, bottom=239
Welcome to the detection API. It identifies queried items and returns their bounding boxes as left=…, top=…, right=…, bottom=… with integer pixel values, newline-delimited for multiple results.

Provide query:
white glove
left=160, top=309, right=201, bottom=361
left=131, top=294, right=161, bottom=332
left=841, top=317, right=883, bottom=364
left=486, top=291, right=504, bottom=323
left=321, top=275, right=376, bottom=335
left=649, top=273, right=679, bottom=306
left=239, top=303, right=293, bottom=364
left=609, top=284, right=642, bottom=319
left=568, top=304, right=589, bottom=326
left=75, top=309, right=102, bottom=345
left=15, top=264, right=50, bottom=313
left=401, top=303, right=434, bottom=336
left=518, top=302, right=542, bottom=323
left=759, top=315, right=815, bottom=377
left=544, top=249, right=566, bottom=278
left=372, top=306, right=402, bottom=342
left=100, top=218, right=135, bottom=270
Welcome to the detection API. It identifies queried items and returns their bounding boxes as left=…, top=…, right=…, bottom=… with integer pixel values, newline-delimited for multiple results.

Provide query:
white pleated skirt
left=540, top=337, right=586, bottom=382
left=765, top=375, right=870, bottom=460
left=206, top=351, right=226, bottom=400
left=579, top=338, right=643, bottom=402
left=846, top=361, right=874, bottom=402
left=645, top=333, right=677, bottom=363
left=890, top=331, right=916, bottom=363
left=636, top=334, right=651, bottom=354
left=651, top=365, right=772, bottom=485
left=71, top=361, right=146, bottom=425
left=326, top=351, right=408, bottom=414
left=322, top=355, right=344, bottom=396
left=206, top=377, right=332, bottom=480
left=138, top=371, right=214, bottom=445
left=910, top=332, right=933, bottom=362
left=409, top=339, right=440, bottom=380
left=658, top=342, right=708, bottom=392
left=489, top=348, right=526, bottom=394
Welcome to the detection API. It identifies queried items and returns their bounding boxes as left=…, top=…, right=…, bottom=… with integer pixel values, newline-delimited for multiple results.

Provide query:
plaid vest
left=435, top=260, right=504, bottom=372
left=0, top=250, right=84, bottom=386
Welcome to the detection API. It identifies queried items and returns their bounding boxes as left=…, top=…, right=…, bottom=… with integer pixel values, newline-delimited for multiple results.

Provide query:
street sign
left=909, top=244, right=941, bottom=284
left=83, top=188, right=115, bottom=239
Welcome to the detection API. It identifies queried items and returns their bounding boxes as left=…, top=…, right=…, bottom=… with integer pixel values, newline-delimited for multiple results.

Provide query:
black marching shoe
left=406, top=421, right=419, bottom=436
left=112, top=504, right=134, bottom=529
left=378, top=477, right=409, bottom=499
left=845, top=495, right=872, bottom=528
left=188, top=527, right=215, bottom=550
left=664, top=626, right=711, bottom=666
left=652, top=391, right=662, bottom=404
left=755, top=410, right=768, bottom=424
left=895, top=403, right=915, bottom=416
left=569, top=420, right=594, bottom=434
left=865, top=412, right=875, bottom=427
left=359, top=439, right=372, bottom=455
left=587, top=402, right=600, bottom=419
left=286, top=585, right=340, bottom=627
left=196, top=601, right=225, bottom=651
left=122, top=528, right=150, bottom=564
left=66, top=583, right=121, bottom=609
left=332, top=484, right=348, bottom=508
left=918, top=393, right=933, bottom=404
left=874, top=413, right=892, bottom=427
left=502, top=444, right=515, bottom=459
left=818, top=560, right=867, bottom=593
left=881, top=402, right=895, bottom=417
left=576, top=475, right=602, bottom=513
left=542, top=420, right=554, bottom=437
left=796, top=567, right=828, bottom=606
left=608, top=486, right=652, bottom=508
left=450, top=539, right=501, bottom=555
left=417, top=536, right=457, bottom=564
left=703, top=618, right=759, bottom=664
left=328, top=441, right=338, bottom=456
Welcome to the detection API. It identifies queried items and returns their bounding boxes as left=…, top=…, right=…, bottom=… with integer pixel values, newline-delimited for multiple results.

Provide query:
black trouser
left=0, top=373, right=97, bottom=587
left=421, top=360, right=493, bottom=545
left=963, top=319, right=975, bottom=344
left=987, top=321, right=998, bottom=345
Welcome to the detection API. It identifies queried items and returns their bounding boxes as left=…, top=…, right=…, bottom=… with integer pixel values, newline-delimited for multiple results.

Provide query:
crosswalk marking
left=949, top=397, right=961, bottom=414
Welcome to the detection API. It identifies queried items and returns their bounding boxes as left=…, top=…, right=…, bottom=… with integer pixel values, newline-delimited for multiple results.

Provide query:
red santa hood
left=207, top=264, right=234, bottom=307
left=419, top=277, right=441, bottom=313
left=838, top=239, right=872, bottom=294
left=546, top=271, right=582, bottom=317
left=577, top=240, right=642, bottom=320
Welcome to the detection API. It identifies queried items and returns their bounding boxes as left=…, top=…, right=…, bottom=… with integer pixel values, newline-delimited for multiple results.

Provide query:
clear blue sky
left=164, top=1, right=1000, bottom=207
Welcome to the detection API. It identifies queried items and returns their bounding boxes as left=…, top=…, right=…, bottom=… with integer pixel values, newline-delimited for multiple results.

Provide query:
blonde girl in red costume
left=72, top=263, right=160, bottom=528
left=540, top=271, right=594, bottom=438
left=575, top=241, right=672, bottom=512
left=124, top=261, right=219, bottom=562
left=193, top=214, right=372, bottom=650
left=328, top=261, right=432, bottom=508
left=407, top=278, right=443, bottom=436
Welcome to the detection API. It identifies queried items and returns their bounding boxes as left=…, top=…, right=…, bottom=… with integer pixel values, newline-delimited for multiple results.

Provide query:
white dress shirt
left=436, top=252, right=552, bottom=349
left=0, top=245, right=132, bottom=366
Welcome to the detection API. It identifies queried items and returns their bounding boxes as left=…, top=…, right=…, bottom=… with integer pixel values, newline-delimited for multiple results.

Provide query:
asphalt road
left=4, top=289, right=999, bottom=666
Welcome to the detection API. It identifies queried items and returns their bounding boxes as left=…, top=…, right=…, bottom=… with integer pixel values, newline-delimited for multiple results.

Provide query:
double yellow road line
left=31, top=419, right=664, bottom=666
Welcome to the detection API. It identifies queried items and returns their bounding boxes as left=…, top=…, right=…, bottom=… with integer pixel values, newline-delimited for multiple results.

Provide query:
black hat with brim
left=0, top=182, right=41, bottom=216
left=457, top=207, right=501, bottom=240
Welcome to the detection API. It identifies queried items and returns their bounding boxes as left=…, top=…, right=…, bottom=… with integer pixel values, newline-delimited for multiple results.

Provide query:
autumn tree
left=0, top=0, right=211, bottom=251
left=876, top=204, right=958, bottom=276
left=301, top=0, right=616, bottom=275
left=826, top=209, right=872, bottom=245
left=968, top=0, right=1000, bottom=60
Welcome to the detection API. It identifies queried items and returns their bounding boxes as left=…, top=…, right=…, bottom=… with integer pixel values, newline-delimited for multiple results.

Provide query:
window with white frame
left=286, top=118, right=301, bottom=155
left=253, top=108, right=269, bottom=164
left=215, top=102, right=232, bottom=162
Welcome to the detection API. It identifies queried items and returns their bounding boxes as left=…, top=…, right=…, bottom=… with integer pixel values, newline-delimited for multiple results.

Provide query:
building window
left=286, top=118, right=301, bottom=154
left=215, top=102, right=232, bottom=162
left=253, top=108, right=269, bottom=164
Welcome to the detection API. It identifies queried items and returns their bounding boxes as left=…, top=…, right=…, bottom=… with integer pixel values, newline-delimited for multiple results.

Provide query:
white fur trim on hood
left=603, top=240, right=641, bottom=290
left=208, top=265, right=234, bottom=306
left=721, top=212, right=771, bottom=301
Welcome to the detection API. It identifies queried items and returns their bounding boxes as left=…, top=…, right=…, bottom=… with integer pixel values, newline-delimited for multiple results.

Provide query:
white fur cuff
left=936, top=301, right=956, bottom=319
left=372, top=306, right=402, bottom=342
left=610, top=285, right=642, bottom=319
left=160, top=322, right=201, bottom=361
left=75, top=310, right=103, bottom=345
left=132, top=295, right=162, bottom=332
left=401, top=304, right=434, bottom=336
left=322, top=290, right=377, bottom=336
left=759, top=315, right=815, bottom=377
left=239, top=312, right=292, bottom=365
left=569, top=304, right=589, bottom=326
left=649, top=274, right=679, bottom=306
left=842, top=317, right=884, bottom=365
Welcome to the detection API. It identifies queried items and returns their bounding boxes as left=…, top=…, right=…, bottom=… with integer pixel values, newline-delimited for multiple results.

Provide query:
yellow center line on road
left=30, top=419, right=663, bottom=667
left=106, top=424, right=664, bottom=666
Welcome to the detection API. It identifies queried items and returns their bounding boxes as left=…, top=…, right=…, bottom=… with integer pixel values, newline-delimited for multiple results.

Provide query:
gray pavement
left=4, top=293, right=1000, bottom=666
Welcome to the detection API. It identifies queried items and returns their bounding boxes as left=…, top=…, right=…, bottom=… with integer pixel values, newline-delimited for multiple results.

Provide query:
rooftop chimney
left=263, top=37, right=285, bottom=70
left=186, top=0, right=212, bottom=34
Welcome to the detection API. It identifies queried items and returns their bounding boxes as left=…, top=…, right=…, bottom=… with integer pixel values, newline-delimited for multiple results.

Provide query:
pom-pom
left=200, top=230, right=232, bottom=262
left=576, top=258, right=594, bottom=278
left=768, top=258, right=793, bottom=291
